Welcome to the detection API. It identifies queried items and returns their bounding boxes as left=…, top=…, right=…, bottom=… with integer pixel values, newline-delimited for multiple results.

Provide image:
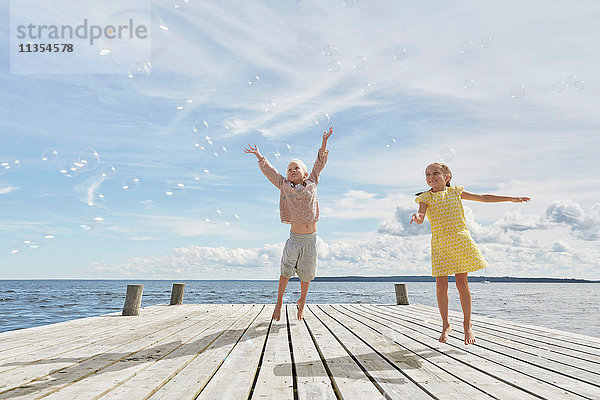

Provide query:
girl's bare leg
left=436, top=276, right=452, bottom=343
left=273, top=275, right=289, bottom=321
left=455, top=273, right=475, bottom=345
left=297, top=281, right=310, bottom=320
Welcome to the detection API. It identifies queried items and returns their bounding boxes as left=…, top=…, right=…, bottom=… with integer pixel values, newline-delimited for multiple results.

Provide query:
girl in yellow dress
left=411, top=163, right=530, bottom=345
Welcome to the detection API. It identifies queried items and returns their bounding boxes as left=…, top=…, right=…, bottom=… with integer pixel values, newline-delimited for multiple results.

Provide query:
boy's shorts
left=280, top=232, right=317, bottom=282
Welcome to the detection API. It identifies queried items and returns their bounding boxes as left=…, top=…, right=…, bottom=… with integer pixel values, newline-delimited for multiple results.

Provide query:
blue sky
left=1, top=0, right=599, bottom=279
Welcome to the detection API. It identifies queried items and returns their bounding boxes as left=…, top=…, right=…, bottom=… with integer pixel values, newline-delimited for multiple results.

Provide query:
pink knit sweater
left=258, top=150, right=328, bottom=224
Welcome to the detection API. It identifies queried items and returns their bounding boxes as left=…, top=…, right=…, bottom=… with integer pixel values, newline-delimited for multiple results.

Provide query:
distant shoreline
left=1, top=276, right=598, bottom=283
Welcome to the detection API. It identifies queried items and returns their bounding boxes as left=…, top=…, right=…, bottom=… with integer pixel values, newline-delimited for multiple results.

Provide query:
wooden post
left=170, top=283, right=185, bottom=305
left=122, top=284, right=144, bottom=316
left=394, top=283, right=409, bottom=305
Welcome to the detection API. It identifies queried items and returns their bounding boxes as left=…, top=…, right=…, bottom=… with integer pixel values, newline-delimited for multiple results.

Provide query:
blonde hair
left=415, top=162, right=452, bottom=195
left=288, top=158, right=308, bottom=176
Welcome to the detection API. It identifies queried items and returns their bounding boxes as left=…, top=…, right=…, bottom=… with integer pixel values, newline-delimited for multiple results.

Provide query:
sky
left=1, top=0, right=599, bottom=280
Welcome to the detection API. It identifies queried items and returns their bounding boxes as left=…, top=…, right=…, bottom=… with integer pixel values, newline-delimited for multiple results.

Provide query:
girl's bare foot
left=297, top=299, right=306, bottom=320
left=439, top=324, right=452, bottom=343
left=272, top=304, right=282, bottom=321
left=464, top=322, right=476, bottom=345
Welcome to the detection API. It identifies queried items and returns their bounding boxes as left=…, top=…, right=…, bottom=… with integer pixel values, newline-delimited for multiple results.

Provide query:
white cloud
left=546, top=200, right=600, bottom=240
left=0, top=186, right=20, bottom=195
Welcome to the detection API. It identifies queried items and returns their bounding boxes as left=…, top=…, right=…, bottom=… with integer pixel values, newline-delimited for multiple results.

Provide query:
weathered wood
left=0, top=303, right=598, bottom=400
left=122, top=284, right=144, bottom=316
left=169, top=283, right=185, bottom=305
left=394, top=283, right=409, bottom=305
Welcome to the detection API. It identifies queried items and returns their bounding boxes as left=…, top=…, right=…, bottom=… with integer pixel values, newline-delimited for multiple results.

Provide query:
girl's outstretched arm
left=461, top=191, right=531, bottom=203
left=410, top=202, right=428, bottom=224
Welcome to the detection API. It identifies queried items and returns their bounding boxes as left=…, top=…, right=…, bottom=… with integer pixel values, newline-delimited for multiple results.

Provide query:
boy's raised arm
left=309, top=127, right=333, bottom=184
left=244, top=144, right=284, bottom=189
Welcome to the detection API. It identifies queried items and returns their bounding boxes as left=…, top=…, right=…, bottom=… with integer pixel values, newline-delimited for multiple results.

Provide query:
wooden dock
left=0, top=304, right=598, bottom=399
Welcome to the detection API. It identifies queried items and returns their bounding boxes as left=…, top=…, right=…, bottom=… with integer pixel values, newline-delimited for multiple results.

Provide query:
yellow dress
left=415, top=185, right=487, bottom=277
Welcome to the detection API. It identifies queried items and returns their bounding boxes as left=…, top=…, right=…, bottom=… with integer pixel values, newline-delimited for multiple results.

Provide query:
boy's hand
left=323, top=126, right=333, bottom=142
left=244, top=145, right=262, bottom=159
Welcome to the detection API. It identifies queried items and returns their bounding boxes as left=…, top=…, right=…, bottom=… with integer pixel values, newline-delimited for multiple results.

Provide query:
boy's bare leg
left=436, top=276, right=452, bottom=343
left=273, top=275, right=289, bottom=321
left=297, top=281, right=310, bottom=320
left=455, top=273, right=475, bottom=345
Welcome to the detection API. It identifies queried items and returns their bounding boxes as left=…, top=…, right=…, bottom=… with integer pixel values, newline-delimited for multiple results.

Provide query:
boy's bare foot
left=297, top=299, right=306, bottom=320
left=439, top=324, right=452, bottom=343
left=464, top=323, right=476, bottom=345
left=272, top=304, right=282, bottom=321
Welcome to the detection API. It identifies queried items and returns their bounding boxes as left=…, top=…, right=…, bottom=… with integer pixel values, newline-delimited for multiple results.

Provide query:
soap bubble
left=121, top=177, right=140, bottom=191
left=352, top=56, right=366, bottom=70
left=224, top=119, right=239, bottom=130
left=360, top=83, right=372, bottom=93
left=88, top=192, right=106, bottom=207
left=127, top=62, right=152, bottom=78
left=463, top=79, right=476, bottom=89
left=314, top=112, right=330, bottom=126
left=480, top=37, right=493, bottom=48
left=0, top=159, right=20, bottom=175
left=247, top=75, right=261, bottom=85
left=459, top=41, right=474, bottom=55
left=193, top=168, right=210, bottom=181
left=193, top=119, right=208, bottom=133
left=393, top=47, right=407, bottom=61
left=322, top=44, right=338, bottom=56
left=263, top=100, right=277, bottom=112
left=439, top=147, right=455, bottom=162
left=385, top=138, right=397, bottom=149
left=278, top=143, right=292, bottom=156
left=327, top=60, right=342, bottom=72
left=164, top=182, right=185, bottom=197
left=510, top=84, right=526, bottom=99
left=78, top=148, right=100, bottom=171
left=552, top=81, right=565, bottom=93
left=564, top=76, right=578, bottom=87
left=194, top=136, right=213, bottom=152
left=41, top=148, right=59, bottom=163
left=213, top=145, right=228, bottom=158
left=341, top=0, right=354, bottom=7
left=101, top=165, right=117, bottom=178
left=59, top=159, right=84, bottom=178
left=573, top=81, right=585, bottom=91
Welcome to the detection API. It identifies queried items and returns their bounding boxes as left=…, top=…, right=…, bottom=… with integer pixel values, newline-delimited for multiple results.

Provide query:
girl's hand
left=410, top=212, right=424, bottom=224
left=511, top=197, right=531, bottom=203
left=244, top=145, right=262, bottom=159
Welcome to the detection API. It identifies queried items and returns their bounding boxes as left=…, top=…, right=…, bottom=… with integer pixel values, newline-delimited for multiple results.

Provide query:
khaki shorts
left=280, top=232, right=317, bottom=282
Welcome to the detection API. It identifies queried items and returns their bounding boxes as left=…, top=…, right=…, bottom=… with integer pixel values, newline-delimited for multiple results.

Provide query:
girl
left=244, top=127, right=333, bottom=321
left=411, top=163, right=530, bottom=345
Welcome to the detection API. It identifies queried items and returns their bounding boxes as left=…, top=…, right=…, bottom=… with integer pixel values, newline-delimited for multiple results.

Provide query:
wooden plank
left=323, top=305, right=504, bottom=400
left=54, top=305, right=261, bottom=400
left=402, top=304, right=600, bottom=360
left=0, top=305, right=242, bottom=399
left=0, top=305, right=212, bottom=380
left=302, top=305, right=386, bottom=399
left=359, top=304, right=596, bottom=399
left=331, top=305, right=535, bottom=400
left=288, top=306, right=337, bottom=400
left=0, top=305, right=203, bottom=365
left=401, top=304, right=600, bottom=354
left=309, top=305, right=433, bottom=399
left=197, top=305, right=274, bottom=400
left=250, top=305, right=294, bottom=399
left=391, top=305, right=600, bottom=381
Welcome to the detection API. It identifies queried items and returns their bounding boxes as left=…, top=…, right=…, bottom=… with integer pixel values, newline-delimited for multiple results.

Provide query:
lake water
left=0, top=280, right=598, bottom=338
